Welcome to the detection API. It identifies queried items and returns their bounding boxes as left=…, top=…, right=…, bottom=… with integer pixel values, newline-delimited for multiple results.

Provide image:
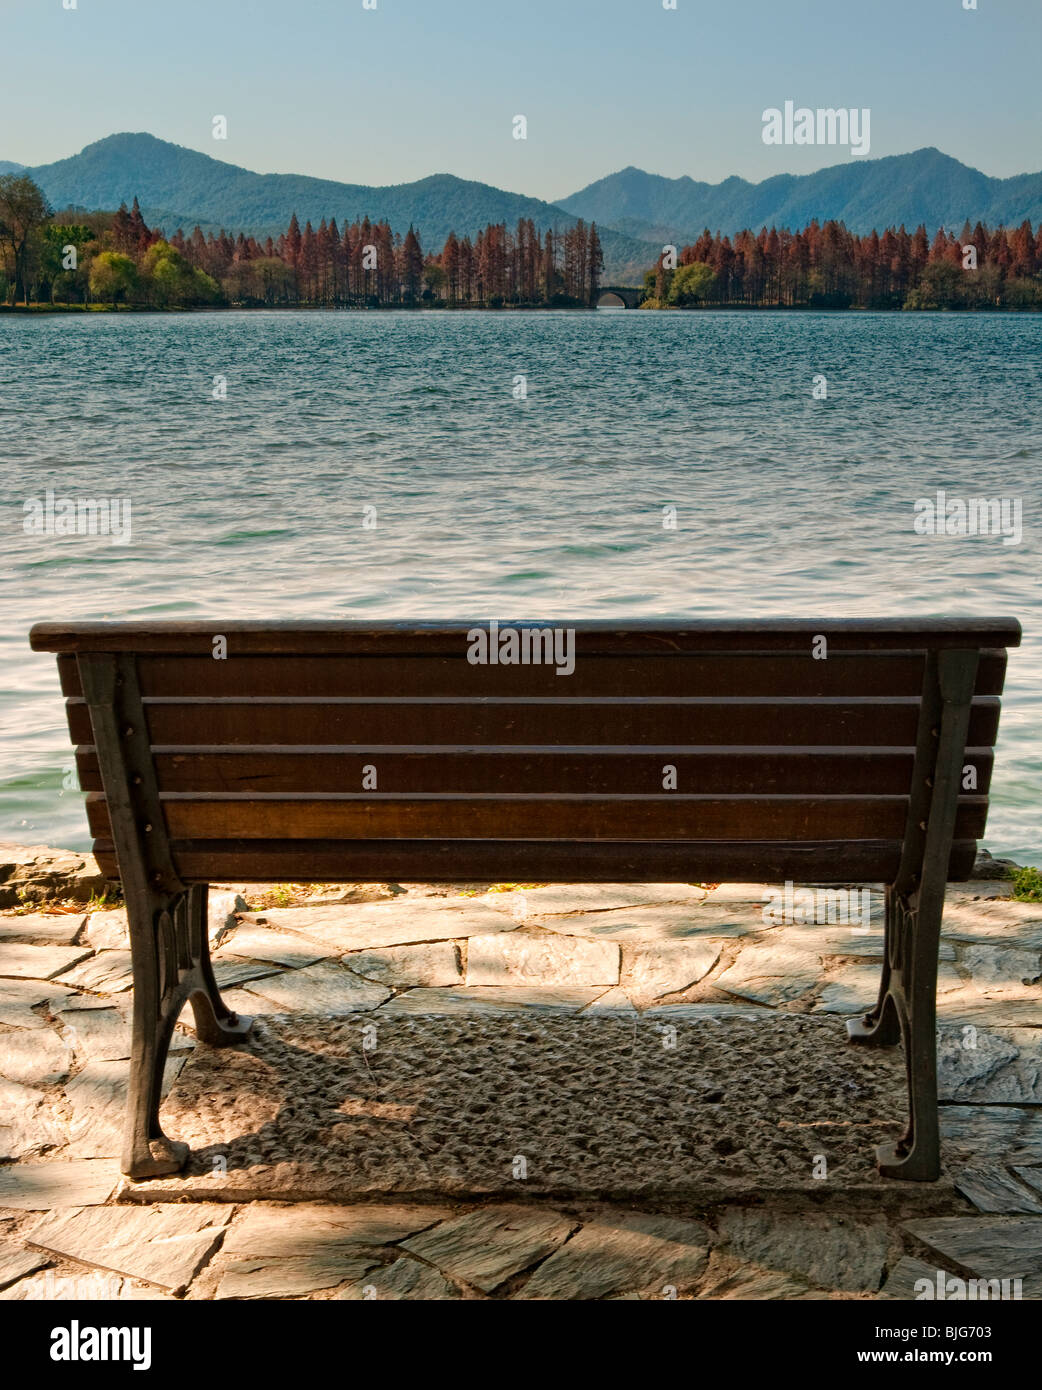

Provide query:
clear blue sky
left=4, top=0, right=1040, bottom=198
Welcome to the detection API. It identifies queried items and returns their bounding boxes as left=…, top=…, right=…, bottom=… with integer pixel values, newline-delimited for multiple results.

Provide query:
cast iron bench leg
left=846, top=648, right=978, bottom=1183
left=123, top=884, right=252, bottom=1179
left=76, top=654, right=254, bottom=1179
left=847, top=887, right=940, bottom=1179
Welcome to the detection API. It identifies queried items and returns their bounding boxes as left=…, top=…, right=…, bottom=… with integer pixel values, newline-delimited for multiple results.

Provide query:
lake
left=2, top=309, right=1039, bottom=862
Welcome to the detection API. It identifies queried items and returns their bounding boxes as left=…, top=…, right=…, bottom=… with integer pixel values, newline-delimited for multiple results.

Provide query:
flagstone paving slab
left=878, top=1255, right=948, bottom=1300
left=475, top=890, right=527, bottom=923
left=84, top=910, right=128, bottom=952
left=344, top=941, right=461, bottom=988
left=621, top=939, right=722, bottom=1002
left=64, top=1056, right=186, bottom=1158
left=254, top=898, right=514, bottom=953
left=952, top=1166, right=1042, bottom=1214
left=0, top=1243, right=50, bottom=1291
left=703, top=883, right=788, bottom=904
left=28, top=1203, right=232, bottom=1294
left=0, top=1270, right=172, bottom=1301
left=537, top=903, right=764, bottom=941
left=0, top=978, right=76, bottom=1029
left=212, top=1253, right=381, bottom=1299
left=951, top=878, right=1016, bottom=900
left=60, top=950, right=278, bottom=997
left=582, top=987, right=638, bottom=1016
left=218, top=988, right=286, bottom=1018
left=714, top=943, right=824, bottom=1006
left=0, top=943, right=92, bottom=981
left=937, top=993, right=1042, bottom=1028
left=0, top=1026, right=73, bottom=1085
left=0, top=915, right=85, bottom=946
left=213, top=924, right=330, bottom=969
left=940, top=1105, right=1042, bottom=1165
left=0, top=1160, right=120, bottom=1211
left=59, top=1006, right=194, bottom=1056
left=817, top=963, right=969, bottom=1017
left=516, top=1213, right=711, bottom=1300
left=200, top=1208, right=446, bottom=1297
left=222, top=1202, right=452, bottom=1257
left=378, top=986, right=607, bottom=1016
left=957, top=944, right=1042, bottom=991
left=812, top=964, right=885, bottom=1015
left=903, top=1217, right=1042, bottom=1297
left=814, top=961, right=964, bottom=1016
left=696, top=1251, right=813, bottom=1300
left=769, top=926, right=896, bottom=959
left=0, top=997, right=48, bottom=1032
left=465, top=930, right=619, bottom=988
left=401, top=1206, right=574, bottom=1292
left=211, top=961, right=285, bottom=990
left=1012, top=1167, right=1042, bottom=1196
left=938, top=1028, right=1042, bottom=1104
left=0, top=1077, right=66, bottom=1160
left=85, top=897, right=244, bottom=953
left=772, top=920, right=959, bottom=961
left=55, top=950, right=134, bottom=993
left=58, top=1006, right=136, bottom=1062
left=335, top=1256, right=461, bottom=1300
left=716, top=1208, right=888, bottom=1292
left=243, top=961, right=390, bottom=1014
left=59, top=993, right=119, bottom=1010
left=940, top=900, right=1042, bottom=952
left=518, top=884, right=708, bottom=917
left=764, top=890, right=887, bottom=925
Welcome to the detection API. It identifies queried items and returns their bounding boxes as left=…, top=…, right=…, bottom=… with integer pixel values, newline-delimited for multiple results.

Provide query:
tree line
left=0, top=173, right=605, bottom=308
left=173, top=211, right=605, bottom=307
left=645, top=219, right=1042, bottom=310
left=3, top=170, right=1040, bottom=311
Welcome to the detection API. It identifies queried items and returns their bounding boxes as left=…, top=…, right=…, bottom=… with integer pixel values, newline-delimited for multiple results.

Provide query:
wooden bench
left=30, top=617, right=1020, bottom=1182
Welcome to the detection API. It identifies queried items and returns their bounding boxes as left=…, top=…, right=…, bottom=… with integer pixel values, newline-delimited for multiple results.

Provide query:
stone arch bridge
left=594, top=286, right=644, bottom=308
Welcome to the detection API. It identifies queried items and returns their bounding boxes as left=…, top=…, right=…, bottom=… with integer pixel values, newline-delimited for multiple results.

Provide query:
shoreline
left=4, top=302, right=1041, bottom=316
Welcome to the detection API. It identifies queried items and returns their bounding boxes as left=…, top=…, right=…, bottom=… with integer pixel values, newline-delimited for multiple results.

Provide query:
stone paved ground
left=1, top=872, right=1040, bottom=1300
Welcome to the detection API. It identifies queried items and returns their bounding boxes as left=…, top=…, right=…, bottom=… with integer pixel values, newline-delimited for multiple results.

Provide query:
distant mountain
left=559, top=149, right=1042, bottom=244
left=0, top=160, right=25, bottom=175
left=19, top=133, right=656, bottom=282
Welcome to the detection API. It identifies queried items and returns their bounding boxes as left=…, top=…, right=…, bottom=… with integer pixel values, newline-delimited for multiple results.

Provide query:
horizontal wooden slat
left=85, top=793, right=989, bottom=844
left=72, top=747, right=996, bottom=797
left=53, top=650, right=1010, bottom=699
left=88, top=837, right=982, bottom=885
left=65, top=696, right=1002, bottom=749
left=31, top=616, right=1022, bottom=657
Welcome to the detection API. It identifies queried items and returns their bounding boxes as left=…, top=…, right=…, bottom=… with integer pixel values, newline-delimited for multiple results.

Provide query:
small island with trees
left=2, top=171, right=1040, bottom=312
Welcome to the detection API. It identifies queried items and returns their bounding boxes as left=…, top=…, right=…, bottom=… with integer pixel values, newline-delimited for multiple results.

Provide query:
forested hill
left=18, top=134, right=654, bottom=283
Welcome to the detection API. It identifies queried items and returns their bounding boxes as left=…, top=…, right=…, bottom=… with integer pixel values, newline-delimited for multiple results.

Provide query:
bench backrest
left=30, top=618, right=1020, bottom=887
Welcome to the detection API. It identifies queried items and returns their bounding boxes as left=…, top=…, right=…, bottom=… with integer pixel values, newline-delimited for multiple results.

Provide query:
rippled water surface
left=1, top=310, right=1039, bottom=859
